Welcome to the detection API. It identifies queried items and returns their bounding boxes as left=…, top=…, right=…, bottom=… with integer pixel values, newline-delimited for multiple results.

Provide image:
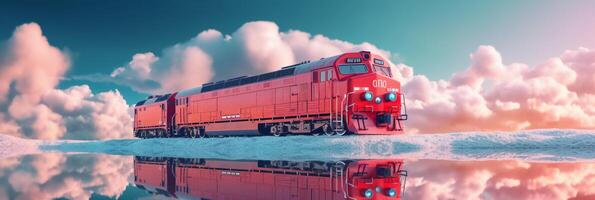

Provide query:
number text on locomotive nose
left=372, top=79, right=387, bottom=88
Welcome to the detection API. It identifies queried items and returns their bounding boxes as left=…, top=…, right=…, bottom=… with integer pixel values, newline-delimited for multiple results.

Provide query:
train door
left=322, top=68, right=334, bottom=113
left=161, top=104, right=165, bottom=125
left=290, top=86, right=298, bottom=114
left=298, top=83, right=309, bottom=114
left=326, top=68, right=335, bottom=113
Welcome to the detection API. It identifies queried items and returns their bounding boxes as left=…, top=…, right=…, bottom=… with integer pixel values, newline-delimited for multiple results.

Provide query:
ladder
left=392, top=93, right=409, bottom=131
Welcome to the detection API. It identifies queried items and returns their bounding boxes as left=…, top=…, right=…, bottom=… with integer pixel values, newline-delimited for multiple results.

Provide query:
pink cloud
left=404, top=160, right=595, bottom=200
left=405, top=46, right=595, bottom=133
left=110, top=21, right=395, bottom=94
left=0, top=23, right=133, bottom=140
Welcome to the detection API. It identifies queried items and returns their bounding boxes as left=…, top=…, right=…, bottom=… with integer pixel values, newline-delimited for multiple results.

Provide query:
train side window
left=320, top=71, right=326, bottom=82
left=327, top=69, right=332, bottom=80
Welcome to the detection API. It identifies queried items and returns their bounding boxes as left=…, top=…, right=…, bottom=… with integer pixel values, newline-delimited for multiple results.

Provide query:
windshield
left=374, top=65, right=392, bottom=77
left=339, top=64, right=368, bottom=75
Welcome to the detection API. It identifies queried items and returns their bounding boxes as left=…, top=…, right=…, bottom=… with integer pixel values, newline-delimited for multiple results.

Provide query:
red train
left=133, top=51, right=408, bottom=138
left=134, top=156, right=408, bottom=200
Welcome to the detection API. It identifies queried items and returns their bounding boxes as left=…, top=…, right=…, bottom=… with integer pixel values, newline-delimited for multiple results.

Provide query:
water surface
left=0, top=129, right=593, bottom=200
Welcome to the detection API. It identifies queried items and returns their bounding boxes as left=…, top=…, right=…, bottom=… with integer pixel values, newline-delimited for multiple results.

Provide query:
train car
left=133, top=157, right=408, bottom=200
left=133, top=156, right=176, bottom=198
left=171, top=51, right=408, bottom=137
left=133, top=93, right=177, bottom=138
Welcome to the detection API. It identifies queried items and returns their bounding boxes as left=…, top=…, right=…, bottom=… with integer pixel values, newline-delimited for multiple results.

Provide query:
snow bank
left=0, top=134, right=40, bottom=159
left=38, top=129, right=595, bottom=162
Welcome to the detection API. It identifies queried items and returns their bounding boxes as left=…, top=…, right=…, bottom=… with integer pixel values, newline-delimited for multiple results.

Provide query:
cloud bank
left=109, top=21, right=392, bottom=94
left=404, top=46, right=595, bottom=133
left=0, top=23, right=132, bottom=140
left=110, top=21, right=595, bottom=133
left=4, top=21, right=595, bottom=137
left=405, top=160, right=595, bottom=200
left=0, top=154, right=132, bottom=200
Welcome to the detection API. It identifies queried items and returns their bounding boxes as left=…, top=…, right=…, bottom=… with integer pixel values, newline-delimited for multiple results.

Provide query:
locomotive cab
left=332, top=51, right=408, bottom=134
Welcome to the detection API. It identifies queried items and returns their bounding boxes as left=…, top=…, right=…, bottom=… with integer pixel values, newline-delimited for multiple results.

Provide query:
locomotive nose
left=347, top=74, right=408, bottom=134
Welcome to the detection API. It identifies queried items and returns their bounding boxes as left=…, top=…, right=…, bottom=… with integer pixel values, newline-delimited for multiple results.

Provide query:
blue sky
left=1, top=0, right=594, bottom=103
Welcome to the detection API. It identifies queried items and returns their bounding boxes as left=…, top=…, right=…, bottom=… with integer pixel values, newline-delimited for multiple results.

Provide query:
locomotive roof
left=135, top=93, right=172, bottom=106
left=176, top=54, right=342, bottom=98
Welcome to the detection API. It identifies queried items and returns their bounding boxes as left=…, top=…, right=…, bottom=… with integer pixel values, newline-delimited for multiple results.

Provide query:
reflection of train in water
left=133, top=51, right=408, bottom=138
left=134, top=156, right=408, bottom=199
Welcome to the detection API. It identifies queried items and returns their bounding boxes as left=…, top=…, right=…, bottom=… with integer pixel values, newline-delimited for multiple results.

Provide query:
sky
left=1, top=0, right=595, bottom=139
left=2, top=0, right=594, bottom=103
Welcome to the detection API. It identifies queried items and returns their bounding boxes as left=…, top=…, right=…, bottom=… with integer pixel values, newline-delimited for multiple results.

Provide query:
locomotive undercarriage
left=260, top=119, right=347, bottom=137
left=170, top=119, right=347, bottom=138
left=135, top=128, right=168, bottom=138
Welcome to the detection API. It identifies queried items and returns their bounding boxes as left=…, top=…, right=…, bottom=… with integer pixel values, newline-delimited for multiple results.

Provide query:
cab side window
left=327, top=69, right=333, bottom=80
left=320, top=71, right=326, bottom=82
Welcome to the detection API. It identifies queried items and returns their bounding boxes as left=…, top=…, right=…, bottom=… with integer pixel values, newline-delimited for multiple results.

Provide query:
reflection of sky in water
left=1, top=130, right=595, bottom=200
left=0, top=154, right=594, bottom=200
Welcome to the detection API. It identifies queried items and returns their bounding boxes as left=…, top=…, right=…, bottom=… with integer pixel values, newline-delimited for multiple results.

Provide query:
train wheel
left=323, top=124, right=334, bottom=136
left=311, top=131, right=321, bottom=136
left=198, top=128, right=206, bottom=138
left=270, top=124, right=285, bottom=137
left=335, top=129, right=347, bottom=136
left=191, top=128, right=197, bottom=138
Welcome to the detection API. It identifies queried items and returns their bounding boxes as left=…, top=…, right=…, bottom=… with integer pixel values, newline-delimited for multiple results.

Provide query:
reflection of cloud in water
left=405, top=160, right=595, bottom=200
left=0, top=154, right=132, bottom=200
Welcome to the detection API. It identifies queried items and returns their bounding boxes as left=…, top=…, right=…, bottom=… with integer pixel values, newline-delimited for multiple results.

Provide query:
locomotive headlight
left=363, top=188, right=374, bottom=198
left=385, top=92, right=397, bottom=102
left=362, top=91, right=373, bottom=101
left=374, top=96, right=382, bottom=104
left=386, top=188, right=397, bottom=197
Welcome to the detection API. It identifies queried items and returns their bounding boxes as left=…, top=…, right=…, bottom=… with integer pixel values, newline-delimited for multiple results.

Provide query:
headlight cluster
left=385, top=92, right=397, bottom=102
left=361, top=91, right=374, bottom=101
left=361, top=92, right=398, bottom=104
left=363, top=188, right=374, bottom=198
left=387, top=188, right=397, bottom=197
left=362, top=187, right=398, bottom=198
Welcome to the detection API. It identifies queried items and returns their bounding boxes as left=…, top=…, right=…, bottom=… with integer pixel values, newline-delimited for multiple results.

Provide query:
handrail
left=400, top=93, right=408, bottom=118
left=340, top=164, right=357, bottom=200
left=399, top=170, right=408, bottom=200
left=340, top=91, right=355, bottom=131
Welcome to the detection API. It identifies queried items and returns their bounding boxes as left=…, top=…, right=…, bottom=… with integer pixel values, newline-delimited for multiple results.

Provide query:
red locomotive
left=133, top=51, right=408, bottom=138
left=134, top=156, right=408, bottom=199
